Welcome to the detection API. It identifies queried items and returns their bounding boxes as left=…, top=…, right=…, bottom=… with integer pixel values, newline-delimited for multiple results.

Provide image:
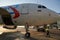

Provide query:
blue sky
left=0, top=0, right=60, bottom=13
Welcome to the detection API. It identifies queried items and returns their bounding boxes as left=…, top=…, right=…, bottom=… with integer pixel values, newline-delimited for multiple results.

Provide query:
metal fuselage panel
left=0, top=3, right=59, bottom=26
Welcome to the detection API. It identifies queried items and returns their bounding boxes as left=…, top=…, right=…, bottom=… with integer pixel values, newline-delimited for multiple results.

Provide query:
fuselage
left=0, top=3, right=59, bottom=26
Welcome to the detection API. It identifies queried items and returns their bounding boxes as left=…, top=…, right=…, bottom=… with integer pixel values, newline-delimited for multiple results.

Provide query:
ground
left=0, top=26, right=60, bottom=40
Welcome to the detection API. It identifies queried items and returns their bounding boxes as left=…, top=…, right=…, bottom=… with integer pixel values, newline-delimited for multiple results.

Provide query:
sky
left=0, top=0, right=60, bottom=13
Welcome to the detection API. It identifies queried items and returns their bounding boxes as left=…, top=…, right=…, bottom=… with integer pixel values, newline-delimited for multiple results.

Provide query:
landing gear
left=25, top=23, right=30, bottom=38
left=36, top=26, right=40, bottom=32
left=25, top=32, right=30, bottom=38
left=36, top=25, right=45, bottom=32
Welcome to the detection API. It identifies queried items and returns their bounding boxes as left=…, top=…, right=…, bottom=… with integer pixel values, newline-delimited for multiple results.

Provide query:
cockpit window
left=38, top=5, right=46, bottom=8
left=38, top=5, right=41, bottom=8
left=42, top=6, right=46, bottom=8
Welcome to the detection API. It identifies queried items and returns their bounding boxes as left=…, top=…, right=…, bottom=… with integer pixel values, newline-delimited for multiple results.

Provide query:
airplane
left=0, top=3, right=59, bottom=37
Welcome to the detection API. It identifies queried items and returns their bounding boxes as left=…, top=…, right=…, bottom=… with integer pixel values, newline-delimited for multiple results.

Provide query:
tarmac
left=0, top=26, right=60, bottom=40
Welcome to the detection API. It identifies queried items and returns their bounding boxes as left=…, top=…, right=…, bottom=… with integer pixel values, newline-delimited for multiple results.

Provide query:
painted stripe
left=9, top=6, right=20, bottom=19
left=9, top=12, right=14, bottom=14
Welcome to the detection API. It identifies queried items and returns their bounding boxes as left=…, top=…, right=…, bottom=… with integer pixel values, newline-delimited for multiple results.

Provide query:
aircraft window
left=38, top=5, right=41, bottom=8
left=42, top=6, right=46, bottom=8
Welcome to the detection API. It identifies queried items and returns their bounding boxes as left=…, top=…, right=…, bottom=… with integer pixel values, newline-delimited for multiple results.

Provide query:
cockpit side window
left=38, top=5, right=41, bottom=8
left=38, top=5, right=46, bottom=8
left=42, top=6, right=46, bottom=8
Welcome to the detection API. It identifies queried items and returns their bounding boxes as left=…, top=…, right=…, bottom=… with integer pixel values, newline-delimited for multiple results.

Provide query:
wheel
left=37, top=28, right=45, bottom=32
left=37, top=28, right=40, bottom=32
left=25, top=32, right=30, bottom=38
